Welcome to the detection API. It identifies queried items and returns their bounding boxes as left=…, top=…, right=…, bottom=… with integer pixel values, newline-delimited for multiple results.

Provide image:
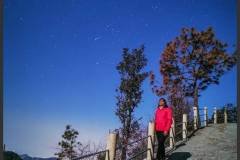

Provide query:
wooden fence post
left=214, top=107, right=217, bottom=124
left=105, top=133, right=117, bottom=160
left=182, top=114, right=187, bottom=140
left=147, top=122, right=155, bottom=160
left=224, top=107, right=228, bottom=124
left=169, top=118, right=175, bottom=148
left=204, top=107, right=208, bottom=127
left=193, top=107, right=198, bottom=130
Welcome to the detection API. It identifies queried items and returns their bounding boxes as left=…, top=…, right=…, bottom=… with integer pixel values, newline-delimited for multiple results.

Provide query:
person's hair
left=159, top=98, right=168, bottom=108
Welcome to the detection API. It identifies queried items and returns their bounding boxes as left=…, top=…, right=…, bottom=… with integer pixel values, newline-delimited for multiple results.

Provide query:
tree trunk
left=121, top=144, right=127, bottom=160
left=120, top=131, right=130, bottom=160
left=121, top=115, right=131, bottom=160
left=193, top=84, right=200, bottom=128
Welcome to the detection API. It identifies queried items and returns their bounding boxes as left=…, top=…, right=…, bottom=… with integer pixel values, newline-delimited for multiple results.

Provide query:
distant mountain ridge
left=20, top=154, right=57, bottom=160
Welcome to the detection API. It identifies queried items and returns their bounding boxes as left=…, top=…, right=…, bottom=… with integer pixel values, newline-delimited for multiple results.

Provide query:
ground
left=167, top=123, right=237, bottom=160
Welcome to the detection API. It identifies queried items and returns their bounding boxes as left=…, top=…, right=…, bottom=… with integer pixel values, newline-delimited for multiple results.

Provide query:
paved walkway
left=167, top=123, right=237, bottom=160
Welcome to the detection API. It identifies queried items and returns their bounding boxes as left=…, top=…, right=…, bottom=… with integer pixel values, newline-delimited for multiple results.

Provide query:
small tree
left=55, top=125, right=81, bottom=160
left=4, top=151, right=22, bottom=160
left=151, top=27, right=236, bottom=125
left=77, top=141, right=106, bottom=160
left=115, top=45, right=148, bottom=160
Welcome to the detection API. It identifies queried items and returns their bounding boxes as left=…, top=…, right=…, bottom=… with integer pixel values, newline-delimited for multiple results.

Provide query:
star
left=189, top=16, right=194, bottom=23
left=19, top=17, right=24, bottom=23
left=24, top=63, right=30, bottom=72
left=202, top=14, right=209, bottom=17
left=106, top=24, right=111, bottom=28
left=49, top=34, right=55, bottom=38
left=40, top=73, right=45, bottom=79
left=73, top=33, right=78, bottom=38
left=53, top=43, right=57, bottom=49
left=151, top=5, right=159, bottom=10
left=104, top=24, right=120, bottom=34
left=94, top=37, right=102, bottom=41
left=50, top=64, right=55, bottom=68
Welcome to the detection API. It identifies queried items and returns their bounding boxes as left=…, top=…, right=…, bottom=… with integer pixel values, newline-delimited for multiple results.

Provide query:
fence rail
left=175, top=123, right=183, bottom=127
left=72, top=150, right=108, bottom=160
left=115, top=136, right=149, bottom=151
left=128, top=149, right=151, bottom=160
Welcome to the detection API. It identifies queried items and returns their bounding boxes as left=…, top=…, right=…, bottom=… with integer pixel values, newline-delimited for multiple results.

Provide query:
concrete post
left=182, top=114, right=187, bottom=140
left=204, top=107, right=208, bottom=127
left=214, top=107, right=217, bottom=124
left=105, top=133, right=117, bottom=160
left=193, top=107, right=198, bottom=130
left=172, top=118, right=175, bottom=137
left=169, top=119, right=175, bottom=148
left=147, top=122, right=155, bottom=160
left=224, top=107, right=228, bottom=124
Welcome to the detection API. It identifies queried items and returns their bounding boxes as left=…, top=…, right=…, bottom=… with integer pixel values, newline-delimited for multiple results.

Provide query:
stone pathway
left=167, top=123, right=237, bottom=160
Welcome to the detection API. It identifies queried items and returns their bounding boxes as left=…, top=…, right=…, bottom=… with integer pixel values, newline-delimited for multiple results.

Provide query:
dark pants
left=156, top=131, right=167, bottom=160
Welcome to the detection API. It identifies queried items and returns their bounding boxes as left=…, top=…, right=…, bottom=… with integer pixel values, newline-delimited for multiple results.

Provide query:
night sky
left=4, top=0, right=236, bottom=158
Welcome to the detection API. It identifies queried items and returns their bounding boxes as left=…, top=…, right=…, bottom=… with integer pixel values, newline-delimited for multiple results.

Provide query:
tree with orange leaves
left=151, top=27, right=236, bottom=125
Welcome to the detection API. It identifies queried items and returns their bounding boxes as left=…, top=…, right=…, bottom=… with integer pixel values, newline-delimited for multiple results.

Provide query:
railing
left=187, top=119, right=195, bottom=137
left=114, top=107, right=211, bottom=160
left=213, top=106, right=236, bottom=124
left=72, top=150, right=109, bottom=160
left=156, top=106, right=209, bottom=158
left=114, top=135, right=149, bottom=160
left=128, top=149, right=151, bottom=160
left=198, top=107, right=208, bottom=128
left=174, top=122, right=184, bottom=143
left=72, top=106, right=231, bottom=160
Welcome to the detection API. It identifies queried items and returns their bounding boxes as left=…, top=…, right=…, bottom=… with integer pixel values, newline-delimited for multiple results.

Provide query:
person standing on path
left=154, top=98, right=173, bottom=160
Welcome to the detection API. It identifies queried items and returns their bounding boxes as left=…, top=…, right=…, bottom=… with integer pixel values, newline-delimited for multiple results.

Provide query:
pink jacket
left=154, top=106, right=173, bottom=132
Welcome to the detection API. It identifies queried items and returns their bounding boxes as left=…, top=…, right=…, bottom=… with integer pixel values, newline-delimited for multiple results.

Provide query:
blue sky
left=4, top=0, right=236, bottom=158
